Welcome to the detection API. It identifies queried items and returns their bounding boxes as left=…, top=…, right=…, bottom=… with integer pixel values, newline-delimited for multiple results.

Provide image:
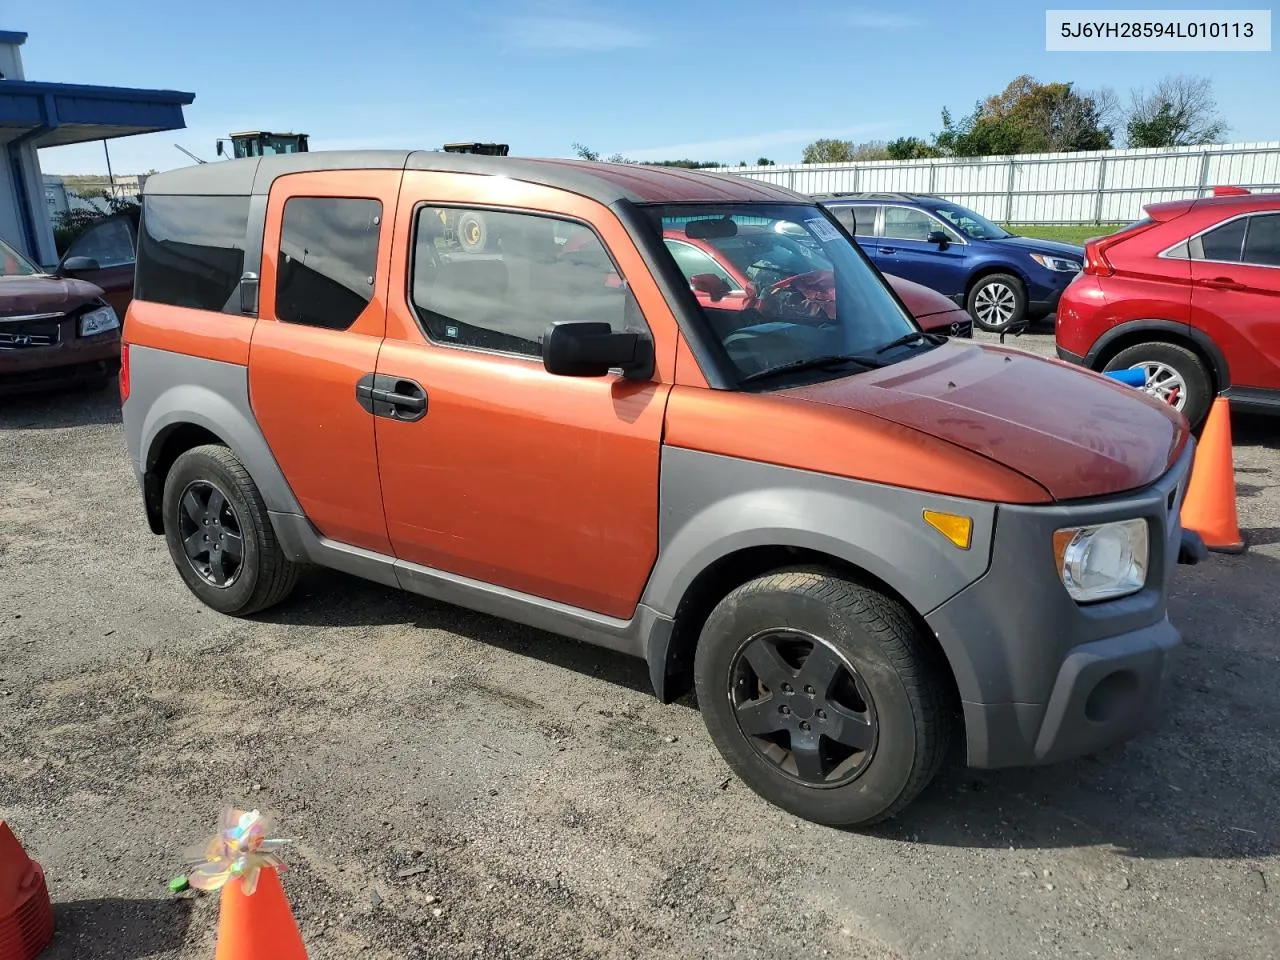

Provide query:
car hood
left=991, top=234, right=1085, bottom=258
left=884, top=273, right=961, bottom=318
left=0, top=275, right=104, bottom=318
left=781, top=341, right=1188, bottom=501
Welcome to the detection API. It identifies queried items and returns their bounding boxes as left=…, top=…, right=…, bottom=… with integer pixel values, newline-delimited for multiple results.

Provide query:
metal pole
left=1005, top=158, right=1016, bottom=223
left=928, top=162, right=936, bottom=195
left=1197, top=150, right=1212, bottom=196
left=1093, top=157, right=1108, bottom=225
left=103, top=139, right=117, bottom=199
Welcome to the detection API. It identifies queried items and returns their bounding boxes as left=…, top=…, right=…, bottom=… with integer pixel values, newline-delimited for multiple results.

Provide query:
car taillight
left=1082, top=219, right=1162, bottom=278
left=119, top=342, right=130, bottom=403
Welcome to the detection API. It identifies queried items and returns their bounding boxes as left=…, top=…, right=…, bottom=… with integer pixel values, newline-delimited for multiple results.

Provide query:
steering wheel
left=756, top=269, right=836, bottom=323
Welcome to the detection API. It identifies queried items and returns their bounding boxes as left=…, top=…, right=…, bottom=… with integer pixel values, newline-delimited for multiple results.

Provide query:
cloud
left=846, top=9, right=921, bottom=28
left=622, top=124, right=895, bottom=163
left=495, top=15, right=652, bottom=51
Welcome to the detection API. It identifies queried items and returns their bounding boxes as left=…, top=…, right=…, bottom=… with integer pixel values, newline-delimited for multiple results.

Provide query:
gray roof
left=140, top=150, right=806, bottom=206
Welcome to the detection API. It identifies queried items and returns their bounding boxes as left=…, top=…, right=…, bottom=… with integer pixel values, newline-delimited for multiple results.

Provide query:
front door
left=247, top=170, right=401, bottom=555
left=876, top=205, right=969, bottom=298
left=1189, top=211, right=1280, bottom=390
left=57, top=213, right=138, bottom=317
left=374, top=171, right=678, bottom=619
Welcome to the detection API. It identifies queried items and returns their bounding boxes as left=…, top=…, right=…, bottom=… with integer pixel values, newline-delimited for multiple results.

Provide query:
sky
left=17, top=0, right=1279, bottom=176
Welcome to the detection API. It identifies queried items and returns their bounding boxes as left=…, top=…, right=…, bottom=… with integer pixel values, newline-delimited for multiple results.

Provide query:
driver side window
left=65, top=216, right=136, bottom=269
left=882, top=207, right=937, bottom=242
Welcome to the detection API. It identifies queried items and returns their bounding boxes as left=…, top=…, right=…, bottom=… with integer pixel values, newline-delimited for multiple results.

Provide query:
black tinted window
left=409, top=207, right=647, bottom=359
left=276, top=197, right=381, bottom=330
left=1199, top=218, right=1247, bottom=262
left=136, top=195, right=250, bottom=311
left=1242, top=213, right=1280, bottom=267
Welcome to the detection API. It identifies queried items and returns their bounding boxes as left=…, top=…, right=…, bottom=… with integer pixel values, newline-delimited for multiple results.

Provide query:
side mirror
left=61, top=256, right=101, bottom=273
left=216, top=140, right=225, bottom=157
left=543, top=321, right=654, bottom=380
left=926, top=230, right=950, bottom=249
left=689, top=273, right=731, bottom=302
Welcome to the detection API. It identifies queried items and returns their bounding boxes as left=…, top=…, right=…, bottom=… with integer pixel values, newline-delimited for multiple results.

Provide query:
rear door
left=1189, top=211, right=1280, bottom=389
left=877, top=205, right=968, bottom=297
left=373, top=171, right=677, bottom=618
left=247, top=170, right=401, bottom=554
left=56, top=213, right=137, bottom=317
left=827, top=203, right=879, bottom=258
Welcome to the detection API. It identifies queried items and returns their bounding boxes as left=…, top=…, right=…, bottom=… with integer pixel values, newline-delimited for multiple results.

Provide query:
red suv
left=1055, top=188, right=1280, bottom=429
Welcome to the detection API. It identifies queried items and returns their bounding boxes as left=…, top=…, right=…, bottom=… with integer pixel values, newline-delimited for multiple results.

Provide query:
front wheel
left=967, top=273, right=1026, bottom=332
left=161, top=444, right=300, bottom=616
left=1103, top=341, right=1212, bottom=429
left=694, top=568, right=951, bottom=827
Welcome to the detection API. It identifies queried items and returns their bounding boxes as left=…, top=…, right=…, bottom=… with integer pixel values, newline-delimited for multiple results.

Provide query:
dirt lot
left=2, top=329, right=1278, bottom=960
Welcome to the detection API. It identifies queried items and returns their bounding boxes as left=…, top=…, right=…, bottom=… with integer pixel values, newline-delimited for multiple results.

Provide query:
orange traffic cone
left=213, top=866, right=307, bottom=960
left=0, top=820, right=54, bottom=960
left=1180, top=396, right=1246, bottom=554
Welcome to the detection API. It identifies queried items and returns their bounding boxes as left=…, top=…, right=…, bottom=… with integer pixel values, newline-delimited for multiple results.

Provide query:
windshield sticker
left=805, top=218, right=842, bottom=243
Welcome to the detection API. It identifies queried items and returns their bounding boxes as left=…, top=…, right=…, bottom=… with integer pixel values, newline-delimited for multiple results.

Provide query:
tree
left=1126, top=75, right=1227, bottom=147
left=755, top=157, right=775, bottom=166
left=932, top=75, right=1115, bottom=156
left=802, top=138, right=856, bottom=163
left=886, top=136, right=939, bottom=160
left=571, top=143, right=719, bottom=168
left=851, top=140, right=891, bottom=161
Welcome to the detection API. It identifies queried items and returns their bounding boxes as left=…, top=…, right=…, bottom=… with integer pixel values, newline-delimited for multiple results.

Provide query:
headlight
left=1053, top=519, right=1149, bottom=602
left=78, top=304, right=120, bottom=337
left=1030, top=253, right=1082, bottom=273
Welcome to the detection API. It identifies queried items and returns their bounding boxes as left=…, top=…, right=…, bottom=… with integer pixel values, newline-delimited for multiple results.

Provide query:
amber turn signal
left=923, top=510, right=973, bottom=550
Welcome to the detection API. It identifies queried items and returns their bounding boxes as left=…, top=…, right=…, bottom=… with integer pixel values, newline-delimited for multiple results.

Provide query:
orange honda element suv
left=121, top=151, right=1206, bottom=826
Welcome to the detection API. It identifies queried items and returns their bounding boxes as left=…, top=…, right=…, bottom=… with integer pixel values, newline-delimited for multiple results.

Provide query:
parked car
left=0, top=235, right=122, bottom=395
left=121, top=152, right=1202, bottom=828
left=53, top=207, right=140, bottom=320
left=814, top=192, right=1084, bottom=332
left=1055, top=188, right=1280, bottom=430
left=658, top=222, right=974, bottom=338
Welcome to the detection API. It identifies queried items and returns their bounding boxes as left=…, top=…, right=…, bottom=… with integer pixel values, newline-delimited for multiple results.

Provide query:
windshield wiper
left=740, top=353, right=886, bottom=385
left=875, top=330, right=944, bottom=354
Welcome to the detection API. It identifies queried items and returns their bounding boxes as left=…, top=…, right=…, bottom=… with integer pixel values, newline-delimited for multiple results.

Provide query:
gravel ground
left=1, top=328, right=1277, bottom=959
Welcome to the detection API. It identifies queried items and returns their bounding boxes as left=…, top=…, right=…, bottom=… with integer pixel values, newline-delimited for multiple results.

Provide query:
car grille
left=0, top=317, right=63, bottom=349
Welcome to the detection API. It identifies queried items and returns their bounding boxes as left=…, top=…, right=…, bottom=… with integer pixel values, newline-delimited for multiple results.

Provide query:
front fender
left=641, top=446, right=996, bottom=621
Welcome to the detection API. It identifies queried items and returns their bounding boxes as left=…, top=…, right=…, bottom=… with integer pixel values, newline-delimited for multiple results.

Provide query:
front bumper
left=925, top=441, right=1196, bottom=769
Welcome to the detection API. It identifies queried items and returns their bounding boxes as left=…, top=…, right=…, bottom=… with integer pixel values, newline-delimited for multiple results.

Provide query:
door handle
left=356, top=374, right=428, bottom=421
left=880, top=246, right=898, bottom=254
left=1199, top=276, right=1245, bottom=291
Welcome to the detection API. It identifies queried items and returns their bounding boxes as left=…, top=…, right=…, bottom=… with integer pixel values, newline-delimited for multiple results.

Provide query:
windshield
left=0, top=238, right=42, bottom=277
left=925, top=201, right=1011, bottom=240
left=645, top=204, right=926, bottom=385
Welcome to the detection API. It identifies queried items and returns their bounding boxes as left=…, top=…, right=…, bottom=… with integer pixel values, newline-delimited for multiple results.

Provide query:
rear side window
left=135, top=195, right=250, bottom=311
left=1242, top=213, right=1280, bottom=267
left=408, top=206, right=647, bottom=360
left=1198, top=218, right=1247, bottom=263
left=275, top=197, right=382, bottom=330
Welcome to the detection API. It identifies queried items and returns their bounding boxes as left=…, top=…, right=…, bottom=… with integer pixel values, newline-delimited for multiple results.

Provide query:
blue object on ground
left=1103, top=368, right=1147, bottom=387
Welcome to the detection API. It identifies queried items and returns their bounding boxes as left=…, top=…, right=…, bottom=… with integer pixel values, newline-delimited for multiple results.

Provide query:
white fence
left=715, top=141, right=1280, bottom=224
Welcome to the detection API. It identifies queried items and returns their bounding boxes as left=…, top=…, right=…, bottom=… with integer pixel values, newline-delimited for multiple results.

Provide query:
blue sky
left=19, top=0, right=1277, bottom=175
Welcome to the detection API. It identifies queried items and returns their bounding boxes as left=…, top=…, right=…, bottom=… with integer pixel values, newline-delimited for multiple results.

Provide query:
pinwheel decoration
left=187, top=808, right=292, bottom=896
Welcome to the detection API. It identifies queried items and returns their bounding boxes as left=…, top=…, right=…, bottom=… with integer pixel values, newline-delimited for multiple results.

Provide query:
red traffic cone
left=0, top=821, right=54, bottom=960
left=213, top=867, right=307, bottom=960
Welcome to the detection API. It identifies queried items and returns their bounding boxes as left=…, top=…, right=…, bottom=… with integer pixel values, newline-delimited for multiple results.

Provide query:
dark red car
left=1055, top=187, right=1280, bottom=429
left=660, top=224, right=974, bottom=339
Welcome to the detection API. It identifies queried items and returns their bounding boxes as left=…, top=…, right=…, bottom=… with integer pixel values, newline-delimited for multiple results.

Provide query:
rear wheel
left=1103, top=341, right=1212, bottom=429
left=456, top=212, right=489, bottom=254
left=967, top=273, right=1026, bottom=332
left=161, top=444, right=300, bottom=616
left=693, top=568, right=951, bottom=827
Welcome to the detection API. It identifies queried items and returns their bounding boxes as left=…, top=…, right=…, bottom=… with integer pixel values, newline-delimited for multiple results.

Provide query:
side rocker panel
left=124, top=345, right=303, bottom=516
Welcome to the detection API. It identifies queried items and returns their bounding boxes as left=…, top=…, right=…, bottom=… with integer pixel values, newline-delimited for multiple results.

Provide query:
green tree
left=886, top=137, right=939, bottom=160
left=52, top=190, right=139, bottom=256
left=932, top=76, right=1115, bottom=156
left=1126, top=75, right=1227, bottom=147
left=756, top=157, right=775, bottom=166
left=802, top=138, right=856, bottom=163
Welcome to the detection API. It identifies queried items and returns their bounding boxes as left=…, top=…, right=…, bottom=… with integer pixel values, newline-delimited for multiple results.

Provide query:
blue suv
left=815, top=193, right=1084, bottom=332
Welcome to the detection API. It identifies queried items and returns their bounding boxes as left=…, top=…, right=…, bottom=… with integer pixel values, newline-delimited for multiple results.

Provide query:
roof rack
left=811, top=191, right=942, bottom=202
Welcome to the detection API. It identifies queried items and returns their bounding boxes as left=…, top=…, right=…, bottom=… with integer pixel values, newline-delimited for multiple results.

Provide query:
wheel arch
left=964, top=262, right=1030, bottom=303
left=649, top=544, right=964, bottom=736
left=1085, top=319, right=1229, bottom=393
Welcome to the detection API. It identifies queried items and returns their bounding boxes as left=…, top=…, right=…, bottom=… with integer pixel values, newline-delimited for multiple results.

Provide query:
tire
left=161, top=444, right=300, bottom=616
left=456, top=211, right=488, bottom=254
left=966, top=273, right=1026, bottom=332
left=1103, top=341, right=1212, bottom=430
left=693, top=568, right=951, bottom=827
